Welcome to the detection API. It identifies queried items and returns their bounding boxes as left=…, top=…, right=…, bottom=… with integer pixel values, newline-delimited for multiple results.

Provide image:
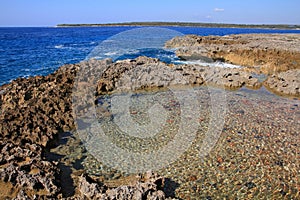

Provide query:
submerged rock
left=75, top=171, right=174, bottom=200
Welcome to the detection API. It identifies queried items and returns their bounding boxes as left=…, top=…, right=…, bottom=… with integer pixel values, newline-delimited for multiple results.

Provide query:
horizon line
left=1, top=21, right=300, bottom=28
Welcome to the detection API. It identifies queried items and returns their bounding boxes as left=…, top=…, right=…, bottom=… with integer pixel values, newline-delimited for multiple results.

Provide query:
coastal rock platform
left=165, top=34, right=300, bottom=74
left=0, top=33, right=299, bottom=199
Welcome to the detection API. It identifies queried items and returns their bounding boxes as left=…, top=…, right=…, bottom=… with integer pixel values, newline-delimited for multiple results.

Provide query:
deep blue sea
left=1, top=26, right=300, bottom=86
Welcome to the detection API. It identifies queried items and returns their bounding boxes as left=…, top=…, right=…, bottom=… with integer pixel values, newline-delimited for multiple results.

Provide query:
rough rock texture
left=74, top=171, right=173, bottom=200
left=0, top=57, right=182, bottom=199
left=0, top=63, right=78, bottom=199
left=1, top=40, right=299, bottom=198
left=165, top=34, right=300, bottom=74
left=95, top=56, right=261, bottom=93
left=264, top=69, right=300, bottom=97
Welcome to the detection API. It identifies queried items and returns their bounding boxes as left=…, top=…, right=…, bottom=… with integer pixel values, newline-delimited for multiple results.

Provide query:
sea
left=1, top=26, right=300, bottom=86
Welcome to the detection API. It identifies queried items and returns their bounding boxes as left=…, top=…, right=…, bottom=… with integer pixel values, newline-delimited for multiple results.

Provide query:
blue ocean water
left=0, top=26, right=300, bottom=86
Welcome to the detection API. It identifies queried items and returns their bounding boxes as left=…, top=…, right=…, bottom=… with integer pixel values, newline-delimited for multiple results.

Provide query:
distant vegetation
left=57, top=22, right=300, bottom=29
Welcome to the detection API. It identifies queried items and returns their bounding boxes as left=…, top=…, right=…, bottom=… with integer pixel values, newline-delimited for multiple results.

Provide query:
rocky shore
left=0, top=34, right=299, bottom=199
left=165, top=33, right=300, bottom=96
left=165, top=34, right=300, bottom=74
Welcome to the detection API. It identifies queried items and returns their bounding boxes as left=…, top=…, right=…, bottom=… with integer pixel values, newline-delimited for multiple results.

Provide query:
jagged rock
left=115, top=63, right=189, bottom=91
left=0, top=161, right=59, bottom=199
left=77, top=175, right=104, bottom=199
left=0, top=63, right=78, bottom=199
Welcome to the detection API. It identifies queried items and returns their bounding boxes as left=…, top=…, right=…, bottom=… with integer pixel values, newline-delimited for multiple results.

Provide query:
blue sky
left=1, top=0, right=299, bottom=26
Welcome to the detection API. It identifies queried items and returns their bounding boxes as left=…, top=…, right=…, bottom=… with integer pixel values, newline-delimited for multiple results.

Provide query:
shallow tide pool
left=48, top=86, right=300, bottom=199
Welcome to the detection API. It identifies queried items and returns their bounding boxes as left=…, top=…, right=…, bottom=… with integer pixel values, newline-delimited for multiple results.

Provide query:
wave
left=54, top=44, right=64, bottom=49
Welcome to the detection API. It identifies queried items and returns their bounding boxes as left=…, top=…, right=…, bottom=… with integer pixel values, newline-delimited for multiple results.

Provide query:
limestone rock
left=264, top=69, right=300, bottom=97
left=165, top=34, right=300, bottom=74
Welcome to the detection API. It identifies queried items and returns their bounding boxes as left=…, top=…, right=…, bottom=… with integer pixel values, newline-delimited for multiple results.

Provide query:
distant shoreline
left=56, top=22, right=300, bottom=30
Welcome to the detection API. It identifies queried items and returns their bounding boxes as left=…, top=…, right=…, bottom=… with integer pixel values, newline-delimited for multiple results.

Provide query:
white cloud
left=214, top=8, right=225, bottom=12
left=206, top=15, right=212, bottom=19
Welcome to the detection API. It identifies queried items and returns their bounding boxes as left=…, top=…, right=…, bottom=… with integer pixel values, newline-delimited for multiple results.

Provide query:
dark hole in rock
left=21, top=139, right=30, bottom=146
left=20, top=164, right=31, bottom=172
left=42, top=98, right=47, bottom=104
left=28, top=123, right=34, bottom=129
left=24, top=91, right=32, bottom=101
left=163, top=178, right=180, bottom=198
left=60, top=120, right=65, bottom=126
left=73, top=156, right=85, bottom=170
left=224, top=73, right=232, bottom=78
left=49, top=108, right=55, bottom=115
left=154, top=178, right=164, bottom=190
left=214, top=57, right=225, bottom=62
left=33, top=181, right=45, bottom=190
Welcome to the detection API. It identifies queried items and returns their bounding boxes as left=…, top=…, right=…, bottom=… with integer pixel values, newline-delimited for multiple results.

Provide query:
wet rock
left=75, top=172, right=174, bottom=200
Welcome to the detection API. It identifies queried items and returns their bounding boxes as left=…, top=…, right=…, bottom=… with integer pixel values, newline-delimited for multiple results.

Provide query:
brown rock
left=165, top=34, right=300, bottom=74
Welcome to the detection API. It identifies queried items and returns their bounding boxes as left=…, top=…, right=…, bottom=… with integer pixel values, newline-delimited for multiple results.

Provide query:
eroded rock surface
left=0, top=63, right=78, bottom=199
left=94, top=56, right=262, bottom=93
left=165, top=34, right=300, bottom=74
left=0, top=57, right=182, bottom=199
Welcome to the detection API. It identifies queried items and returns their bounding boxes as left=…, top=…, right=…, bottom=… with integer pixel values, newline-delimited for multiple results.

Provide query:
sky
left=0, top=0, right=299, bottom=27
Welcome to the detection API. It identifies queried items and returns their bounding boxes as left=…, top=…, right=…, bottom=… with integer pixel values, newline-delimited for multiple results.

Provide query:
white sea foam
left=104, top=51, right=118, bottom=56
left=174, top=60, right=242, bottom=68
left=54, top=44, right=64, bottom=49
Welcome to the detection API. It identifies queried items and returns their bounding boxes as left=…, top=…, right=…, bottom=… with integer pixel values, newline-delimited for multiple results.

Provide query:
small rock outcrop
left=264, top=69, right=300, bottom=97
